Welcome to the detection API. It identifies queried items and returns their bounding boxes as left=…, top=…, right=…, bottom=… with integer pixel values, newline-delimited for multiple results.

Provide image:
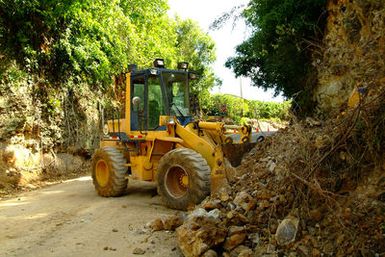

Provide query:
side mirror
left=132, top=96, right=141, bottom=110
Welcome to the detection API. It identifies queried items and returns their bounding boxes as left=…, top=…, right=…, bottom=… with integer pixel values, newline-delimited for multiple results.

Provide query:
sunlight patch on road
left=63, top=176, right=91, bottom=183
left=41, top=190, right=64, bottom=195
left=24, top=212, right=48, bottom=220
left=0, top=201, right=29, bottom=208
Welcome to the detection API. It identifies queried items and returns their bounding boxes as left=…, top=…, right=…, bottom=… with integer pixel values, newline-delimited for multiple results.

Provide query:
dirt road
left=0, top=177, right=182, bottom=257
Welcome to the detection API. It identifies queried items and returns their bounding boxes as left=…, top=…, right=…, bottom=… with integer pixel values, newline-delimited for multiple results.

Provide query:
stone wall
left=314, top=0, right=385, bottom=114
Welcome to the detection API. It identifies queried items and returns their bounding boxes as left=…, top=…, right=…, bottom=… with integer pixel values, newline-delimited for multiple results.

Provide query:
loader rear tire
left=157, top=148, right=211, bottom=210
left=91, top=147, right=128, bottom=197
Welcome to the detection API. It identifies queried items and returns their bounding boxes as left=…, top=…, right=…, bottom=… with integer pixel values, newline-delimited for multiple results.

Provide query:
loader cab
left=130, top=61, right=194, bottom=131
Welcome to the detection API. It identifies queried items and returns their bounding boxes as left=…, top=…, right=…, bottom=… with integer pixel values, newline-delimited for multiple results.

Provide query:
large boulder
left=176, top=208, right=227, bottom=257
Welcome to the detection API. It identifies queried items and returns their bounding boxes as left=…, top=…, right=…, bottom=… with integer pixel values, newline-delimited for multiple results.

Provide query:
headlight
left=178, top=62, right=189, bottom=70
left=153, top=58, right=165, bottom=68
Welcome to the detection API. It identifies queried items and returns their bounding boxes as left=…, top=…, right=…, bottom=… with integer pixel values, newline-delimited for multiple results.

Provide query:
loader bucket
left=222, top=142, right=257, bottom=167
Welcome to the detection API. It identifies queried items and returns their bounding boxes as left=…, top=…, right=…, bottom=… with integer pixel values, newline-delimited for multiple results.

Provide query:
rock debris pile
left=155, top=117, right=385, bottom=257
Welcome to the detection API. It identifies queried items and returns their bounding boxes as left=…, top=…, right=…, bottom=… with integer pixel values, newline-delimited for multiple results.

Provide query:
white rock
left=275, top=216, right=299, bottom=246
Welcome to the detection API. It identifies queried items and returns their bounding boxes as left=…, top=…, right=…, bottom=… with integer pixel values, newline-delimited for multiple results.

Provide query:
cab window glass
left=162, top=72, right=189, bottom=116
left=148, top=76, right=165, bottom=129
left=131, top=77, right=145, bottom=130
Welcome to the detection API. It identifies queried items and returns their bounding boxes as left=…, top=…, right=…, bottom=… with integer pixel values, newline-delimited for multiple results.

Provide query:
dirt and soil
left=0, top=177, right=183, bottom=257
left=173, top=115, right=385, bottom=257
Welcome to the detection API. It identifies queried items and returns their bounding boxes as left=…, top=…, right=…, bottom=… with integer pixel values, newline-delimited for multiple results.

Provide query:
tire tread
left=157, top=148, right=211, bottom=210
left=91, top=147, right=128, bottom=197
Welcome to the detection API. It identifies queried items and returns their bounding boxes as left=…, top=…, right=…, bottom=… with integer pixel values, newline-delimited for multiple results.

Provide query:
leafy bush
left=0, top=0, right=216, bottom=93
left=248, top=100, right=291, bottom=120
left=0, top=0, right=217, bottom=150
left=203, top=94, right=290, bottom=123
left=226, top=0, right=327, bottom=114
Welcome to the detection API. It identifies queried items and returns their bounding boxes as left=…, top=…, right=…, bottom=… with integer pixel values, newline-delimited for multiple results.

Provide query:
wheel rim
left=95, top=159, right=109, bottom=187
left=165, top=165, right=189, bottom=199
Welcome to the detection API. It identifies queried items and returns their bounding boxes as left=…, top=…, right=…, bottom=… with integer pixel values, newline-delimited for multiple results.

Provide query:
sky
left=168, top=0, right=284, bottom=102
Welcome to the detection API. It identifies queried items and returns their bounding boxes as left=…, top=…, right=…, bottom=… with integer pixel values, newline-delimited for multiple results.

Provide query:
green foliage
left=208, top=94, right=248, bottom=123
left=204, top=94, right=290, bottom=123
left=0, top=0, right=132, bottom=88
left=174, top=18, right=219, bottom=97
left=248, top=100, right=291, bottom=120
left=0, top=0, right=217, bottom=149
left=0, top=0, right=217, bottom=92
left=239, top=117, right=250, bottom=125
left=0, top=60, right=28, bottom=87
left=120, top=0, right=177, bottom=67
left=226, top=0, right=327, bottom=113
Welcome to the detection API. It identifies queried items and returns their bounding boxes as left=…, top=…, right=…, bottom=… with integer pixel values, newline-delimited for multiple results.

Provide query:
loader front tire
left=157, top=148, right=211, bottom=210
left=91, top=147, right=128, bottom=197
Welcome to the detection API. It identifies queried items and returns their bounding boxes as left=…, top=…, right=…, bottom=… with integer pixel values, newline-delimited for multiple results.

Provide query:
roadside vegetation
left=224, top=0, right=327, bottom=114
left=0, top=0, right=217, bottom=151
left=0, top=0, right=218, bottom=195
left=201, top=94, right=291, bottom=124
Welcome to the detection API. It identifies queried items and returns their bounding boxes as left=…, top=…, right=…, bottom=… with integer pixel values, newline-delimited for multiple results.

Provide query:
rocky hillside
left=0, top=65, right=98, bottom=195
left=170, top=1, right=385, bottom=256
left=174, top=117, right=385, bottom=256
left=314, top=0, right=385, bottom=114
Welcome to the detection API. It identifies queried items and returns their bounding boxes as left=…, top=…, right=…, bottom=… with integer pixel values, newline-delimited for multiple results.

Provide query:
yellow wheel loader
left=92, top=59, right=255, bottom=210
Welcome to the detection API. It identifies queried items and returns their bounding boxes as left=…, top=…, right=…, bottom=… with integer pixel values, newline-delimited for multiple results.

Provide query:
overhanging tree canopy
left=226, top=0, right=327, bottom=111
left=0, top=0, right=217, bottom=94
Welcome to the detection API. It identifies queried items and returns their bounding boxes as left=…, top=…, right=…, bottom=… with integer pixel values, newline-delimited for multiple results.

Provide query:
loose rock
left=202, top=199, right=221, bottom=210
left=176, top=209, right=227, bottom=257
left=132, top=247, right=146, bottom=255
left=163, top=214, right=183, bottom=230
left=230, top=245, right=253, bottom=257
left=147, top=214, right=184, bottom=231
left=202, top=249, right=218, bottom=257
left=275, top=216, right=299, bottom=246
left=224, top=228, right=247, bottom=251
left=233, top=191, right=256, bottom=212
left=147, top=218, right=164, bottom=231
